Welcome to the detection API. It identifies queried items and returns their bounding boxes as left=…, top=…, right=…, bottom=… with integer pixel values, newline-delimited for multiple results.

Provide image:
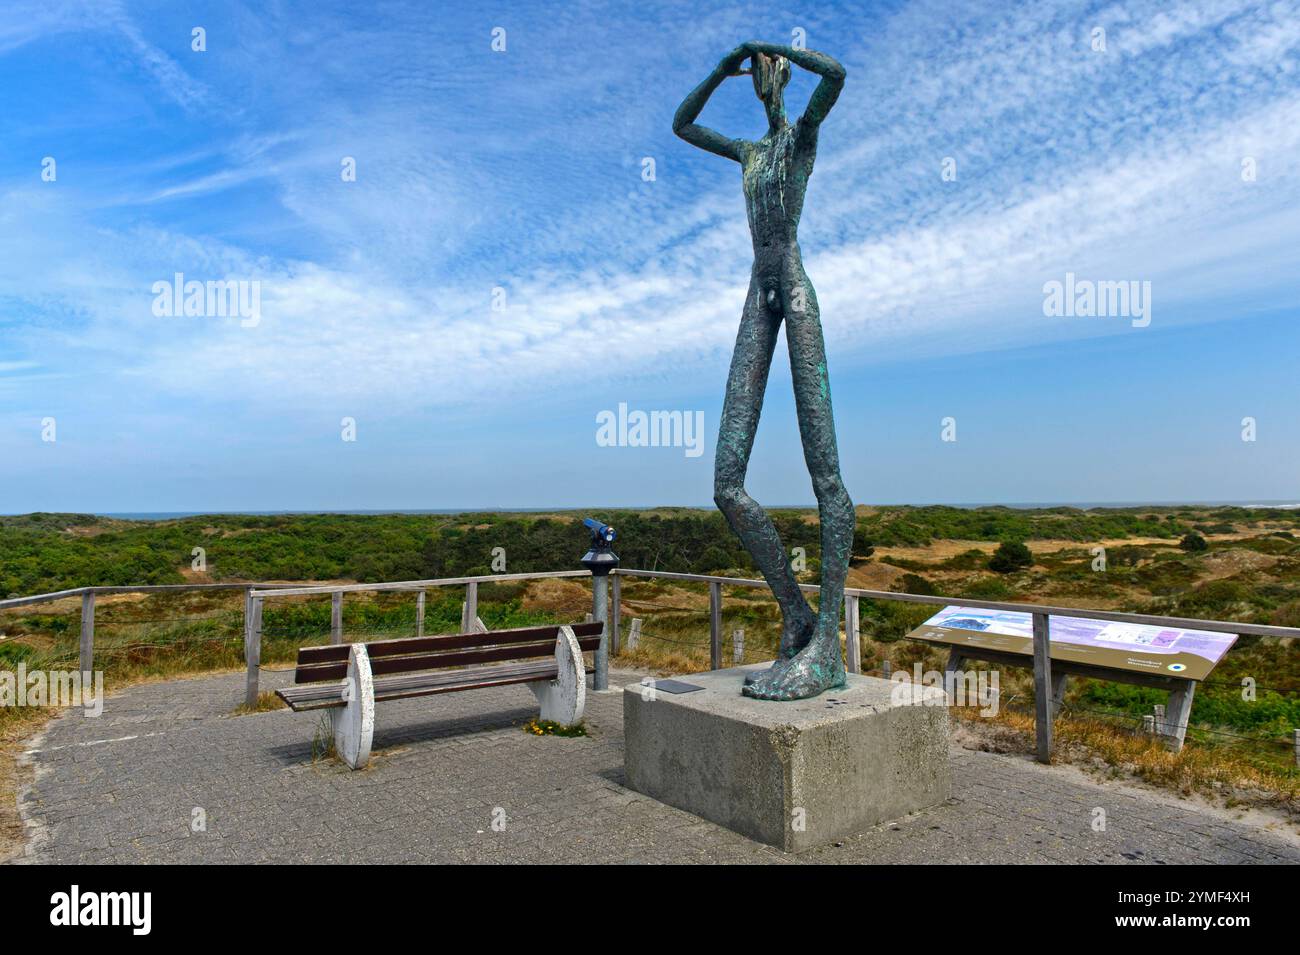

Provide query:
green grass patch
left=523, top=718, right=587, bottom=737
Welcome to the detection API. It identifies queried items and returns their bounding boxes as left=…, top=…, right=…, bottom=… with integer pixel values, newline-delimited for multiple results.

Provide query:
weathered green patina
left=673, top=41, right=853, bottom=700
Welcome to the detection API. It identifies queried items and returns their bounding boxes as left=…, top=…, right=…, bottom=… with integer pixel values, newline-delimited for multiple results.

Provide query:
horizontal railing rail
left=248, top=570, right=589, bottom=599
left=0, top=587, right=93, bottom=611
left=0, top=581, right=303, bottom=612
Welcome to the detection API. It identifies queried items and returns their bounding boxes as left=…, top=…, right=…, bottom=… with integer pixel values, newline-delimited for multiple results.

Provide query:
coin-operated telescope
left=581, top=518, right=619, bottom=576
left=580, top=518, right=619, bottom=691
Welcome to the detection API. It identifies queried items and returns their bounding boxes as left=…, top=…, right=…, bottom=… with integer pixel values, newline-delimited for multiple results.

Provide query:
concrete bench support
left=527, top=625, right=586, bottom=725
left=331, top=643, right=375, bottom=770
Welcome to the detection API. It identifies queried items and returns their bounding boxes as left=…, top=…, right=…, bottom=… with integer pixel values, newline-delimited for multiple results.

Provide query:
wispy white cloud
left=3, top=0, right=1300, bottom=416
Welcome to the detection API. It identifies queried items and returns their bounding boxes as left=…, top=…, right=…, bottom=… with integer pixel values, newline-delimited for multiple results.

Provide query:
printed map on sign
left=906, top=606, right=1237, bottom=681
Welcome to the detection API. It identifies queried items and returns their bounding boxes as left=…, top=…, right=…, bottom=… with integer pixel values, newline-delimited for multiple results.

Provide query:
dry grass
left=610, top=578, right=790, bottom=675
left=617, top=643, right=713, bottom=675
left=521, top=578, right=591, bottom=617
left=0, top=707, right=51, bottom=862
left=846, top=561, right=909, bottom=591
left=954, top=706, right=1300, bottom=818
left=230, top=690, right=287, bottom=716
left=311, top=713, right=337, bottom=762
left=870, top=532, right=1265, bottom=566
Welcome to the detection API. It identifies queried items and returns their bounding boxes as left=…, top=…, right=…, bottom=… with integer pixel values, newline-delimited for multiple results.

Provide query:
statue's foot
left=743, top=653, right=793, bottom=687
left=743, top=614, right=814, bottom=687
left=776, top=613, right=816, bottom=660
left=742, top=627, right=846, bottom=701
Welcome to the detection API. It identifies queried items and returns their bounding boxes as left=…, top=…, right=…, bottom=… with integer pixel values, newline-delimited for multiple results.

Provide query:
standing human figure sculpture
left=673, top=41, right=852, bottom=701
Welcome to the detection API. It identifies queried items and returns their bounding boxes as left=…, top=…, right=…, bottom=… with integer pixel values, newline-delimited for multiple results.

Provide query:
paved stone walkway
left=11, top=668, right=1300, bottom=864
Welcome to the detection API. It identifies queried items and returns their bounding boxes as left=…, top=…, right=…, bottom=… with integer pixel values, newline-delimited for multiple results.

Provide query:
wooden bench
left=276, top=622, right=603, bottom=769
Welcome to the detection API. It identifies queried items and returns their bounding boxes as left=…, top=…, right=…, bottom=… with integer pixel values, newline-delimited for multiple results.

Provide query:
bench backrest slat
left=297, top=622, right=600, bottom=666
left=293, top=621, right=604, bottom=684
left=299, top=641, right=557, bottom=683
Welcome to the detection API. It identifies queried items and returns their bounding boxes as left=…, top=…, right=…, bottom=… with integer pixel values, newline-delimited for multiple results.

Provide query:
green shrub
left=1109, top=545, right=1151, bottom=567
left=1135, top=559, right=1197, bottom=595
left=988, top=541, right=1033, bottom=574
left=851, top=527, right=874, bottom=561
left=1270, top=600, right=1300, bottom=628
left=861, top=600, right=933, bottom=643
left=897, top=573, right=936, bottom=595
left=0, top=641, right=36, bottom=665
left=1163, top=580, right=1254, bottom=619
left=961, top=576, right=1013, bottom=600
left=942, top=549, right=990, bottom=571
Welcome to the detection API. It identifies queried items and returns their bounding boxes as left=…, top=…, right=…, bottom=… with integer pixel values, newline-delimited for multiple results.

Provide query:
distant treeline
left=1, top=505, right=1294, bottom=597
left=0, top=510, right=815, bottom=594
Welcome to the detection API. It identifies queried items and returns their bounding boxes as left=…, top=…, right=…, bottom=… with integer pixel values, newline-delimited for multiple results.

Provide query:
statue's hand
left=718, top=45, right=751, bottom=76
left=744, top=41, right=788, bottom=58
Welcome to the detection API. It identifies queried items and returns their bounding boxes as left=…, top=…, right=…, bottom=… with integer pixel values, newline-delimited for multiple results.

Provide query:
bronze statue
left=673, top=41, right=853, bottom=700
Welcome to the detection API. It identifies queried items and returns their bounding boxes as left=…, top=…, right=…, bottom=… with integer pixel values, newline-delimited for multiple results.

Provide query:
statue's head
left=750, top=52, right=791, bottom=126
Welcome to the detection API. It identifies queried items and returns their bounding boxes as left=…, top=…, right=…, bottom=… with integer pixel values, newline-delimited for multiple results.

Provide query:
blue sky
left=2, top=0, right=1299, bottom=513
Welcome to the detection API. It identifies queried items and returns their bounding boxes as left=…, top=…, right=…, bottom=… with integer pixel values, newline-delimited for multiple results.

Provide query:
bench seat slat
left=275, top=659, right=596, bottom=712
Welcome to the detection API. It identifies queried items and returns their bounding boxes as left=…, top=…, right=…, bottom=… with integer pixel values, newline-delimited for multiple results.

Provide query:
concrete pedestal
left=623, top=664, right=951, bottom=852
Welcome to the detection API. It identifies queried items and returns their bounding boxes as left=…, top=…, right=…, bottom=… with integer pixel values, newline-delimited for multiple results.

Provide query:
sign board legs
left=1161, top=682, right=1195, bottom=752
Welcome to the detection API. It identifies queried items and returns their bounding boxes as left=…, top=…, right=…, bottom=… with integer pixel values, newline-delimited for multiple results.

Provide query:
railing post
left=79, top=590, right=95, bottom=675
left=709, top=580, right=722, bottom=670
left=244, top=594, right=263, bottom=707
left=843, top=593, right=861, bottom=674
left=331, top=591, right=343, bottom=645
left=610, top=573, right=622, bottom=656
left=462, top=581, right=478, bottom=634
left=732, top=628, right=744, bottom=665
left=1294, top=729, right=1299, bottom=768
left=1032, top=611, right=1053, bottom=763
left=591, top=573, right=610, bottom=690
left=415, top=590, right=425, bottom=638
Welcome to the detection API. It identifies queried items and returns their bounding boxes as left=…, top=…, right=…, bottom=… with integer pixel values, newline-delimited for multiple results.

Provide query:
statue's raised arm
left=671, top=45, right=753, bottom=162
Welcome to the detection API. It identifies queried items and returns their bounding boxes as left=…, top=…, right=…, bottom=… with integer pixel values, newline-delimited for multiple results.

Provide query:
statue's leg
left=743, top=269, right=852, bottom=701
left=715, top=278, right=817, bottom=663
